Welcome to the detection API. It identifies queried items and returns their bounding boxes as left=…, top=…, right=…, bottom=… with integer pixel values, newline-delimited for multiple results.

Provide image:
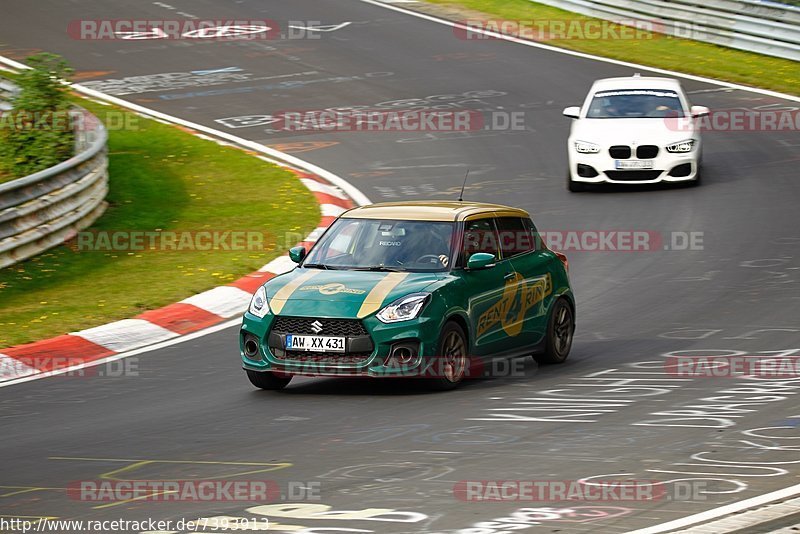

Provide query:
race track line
left=354, top=1, right=800, bottom=531
left=357, top=0, right=800, bottom=103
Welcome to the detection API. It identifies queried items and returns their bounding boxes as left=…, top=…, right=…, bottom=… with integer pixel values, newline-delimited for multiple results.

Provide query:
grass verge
left=422, top=0, right=800, bottom=96
left=0, top=97, right=319, bottom=347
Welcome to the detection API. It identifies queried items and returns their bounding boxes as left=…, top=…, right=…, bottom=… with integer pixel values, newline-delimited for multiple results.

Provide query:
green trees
left=0, top=53, right=75, bottom=178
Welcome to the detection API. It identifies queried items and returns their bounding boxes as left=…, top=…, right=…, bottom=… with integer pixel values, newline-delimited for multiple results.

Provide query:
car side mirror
left=467, top=252, right=496, bottom=270
left=691, top=105, right=710, bottom=118
left=289, top=246, right=307, bottom=263
left=563, top=106, right=581, bottom=119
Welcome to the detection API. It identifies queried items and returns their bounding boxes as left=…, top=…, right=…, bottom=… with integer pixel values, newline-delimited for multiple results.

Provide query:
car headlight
left=575, top=140, right=601, bottom=154
left=666, top=139, right=695, bottom=153
left=248, top=286, right=270, bottom=318
left=376, top=293, right=430, bottom=323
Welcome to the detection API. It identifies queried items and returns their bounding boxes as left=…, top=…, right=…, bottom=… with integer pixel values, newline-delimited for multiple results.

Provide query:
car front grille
left=636, top=145, right=659, bottom=159
left=609, top=146, right=632, bottom=159
left=271, top=316, right=368, bottom=337
left=605, top=170, right=664, bottom=181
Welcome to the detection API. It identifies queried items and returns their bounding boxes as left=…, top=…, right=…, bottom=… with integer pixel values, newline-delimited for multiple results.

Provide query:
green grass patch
left=425, top=0, right=800, bottom=96
left=0, top=98, right=320, bottom=347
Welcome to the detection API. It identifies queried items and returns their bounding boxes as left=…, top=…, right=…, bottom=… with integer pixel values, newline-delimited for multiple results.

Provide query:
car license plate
left=615, top=160, right=654, bottom=170
left=285, top=334, right=346, bottom=352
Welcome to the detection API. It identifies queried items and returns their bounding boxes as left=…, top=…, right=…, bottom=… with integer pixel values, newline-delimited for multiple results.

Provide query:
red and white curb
left=0, top=171, right=354, bottom=383
left=0, top=56, right=366, bottom=385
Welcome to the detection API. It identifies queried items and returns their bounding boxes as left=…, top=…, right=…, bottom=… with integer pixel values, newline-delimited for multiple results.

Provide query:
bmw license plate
left=285, top=334, right=346, bottom=352
left=615, top=160, right=654, bottom=170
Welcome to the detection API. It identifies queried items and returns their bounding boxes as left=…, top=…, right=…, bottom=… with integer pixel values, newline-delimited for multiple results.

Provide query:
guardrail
left=0, top=100, right=109, bottom=269
left=529, top=0, right=800, bottom=61
left=0, top=78, right=16, bottom=111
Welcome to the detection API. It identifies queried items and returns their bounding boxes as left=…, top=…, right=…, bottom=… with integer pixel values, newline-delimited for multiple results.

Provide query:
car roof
left=341, top=201, right=531, bottom=222
left=590, top=75, right=683, bottom=93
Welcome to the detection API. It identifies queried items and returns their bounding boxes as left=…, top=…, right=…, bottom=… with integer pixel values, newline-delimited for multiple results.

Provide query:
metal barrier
left=0, top=79, right=16, bottom=111
left=529, top=0, right=800, bottom=60
left=0, top=97, right=109, bottom=268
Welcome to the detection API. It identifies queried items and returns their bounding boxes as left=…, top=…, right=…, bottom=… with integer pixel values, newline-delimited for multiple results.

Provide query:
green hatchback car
left=240, top=201, right=575, bottom=390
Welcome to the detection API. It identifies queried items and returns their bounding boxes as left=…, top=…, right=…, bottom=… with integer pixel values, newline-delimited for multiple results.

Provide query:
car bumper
left=240, top=311, right=444, bottom=378
left=568, top=147, right=701, bottom=184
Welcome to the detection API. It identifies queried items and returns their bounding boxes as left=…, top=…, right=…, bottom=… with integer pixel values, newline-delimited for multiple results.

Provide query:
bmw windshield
left=302, top=218, right=454, bottom=272
left=587, top=89, right=685, bottom=118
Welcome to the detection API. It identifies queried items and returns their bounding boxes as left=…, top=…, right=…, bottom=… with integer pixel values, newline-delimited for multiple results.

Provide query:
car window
left=496, top=217, right=535, bottom=257
left=523, top=218, right=541, bottom=250
left=586, top=89, right=685, bottom=119
left=462, top=218, right=500, bottom=265
left=304, top=218, right=454, bottom=272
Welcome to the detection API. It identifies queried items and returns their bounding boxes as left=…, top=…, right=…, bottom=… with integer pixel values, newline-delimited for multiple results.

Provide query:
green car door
left=462, top=216, right=527, bottom=358
left=498, top=216, right=555, bottom=346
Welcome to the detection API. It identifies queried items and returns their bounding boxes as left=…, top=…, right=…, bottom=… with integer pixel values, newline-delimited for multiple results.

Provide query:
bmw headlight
left=575, top=140, right=601, bottom=154
left=376, top=293, right=430, bottom=323
left=666, top=139, right=695, bottom=153
left=248, top=286, right=270, bottom=318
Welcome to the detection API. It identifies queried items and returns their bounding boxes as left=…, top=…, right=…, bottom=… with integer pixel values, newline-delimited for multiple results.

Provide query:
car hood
left=571, top=118, right=696, bottom=144
left=264, top=268, right=443, bottom=319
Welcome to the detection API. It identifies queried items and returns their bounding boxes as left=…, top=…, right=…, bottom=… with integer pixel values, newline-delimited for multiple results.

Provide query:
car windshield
left=586, top=89, right=685, bottom=118
left=303, top=218, right=454, bottom=272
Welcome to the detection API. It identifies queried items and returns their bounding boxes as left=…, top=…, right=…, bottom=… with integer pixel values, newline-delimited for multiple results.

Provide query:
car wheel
left=534, top=299, right=574, bottom=364
left=427, top=322, right=468, bottom=391
left=246, top=370, right=292, bottom=390
left=567, top=172, right=587, bottom=192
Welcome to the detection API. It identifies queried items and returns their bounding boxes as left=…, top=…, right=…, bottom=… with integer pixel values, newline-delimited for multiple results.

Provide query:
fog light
left=669, top=163, right=692, bottom=177
left=577, top=164, right=599, bottom=178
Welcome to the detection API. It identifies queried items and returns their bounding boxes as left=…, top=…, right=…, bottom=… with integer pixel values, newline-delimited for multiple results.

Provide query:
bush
left=0, top=53, right=75, bottom=178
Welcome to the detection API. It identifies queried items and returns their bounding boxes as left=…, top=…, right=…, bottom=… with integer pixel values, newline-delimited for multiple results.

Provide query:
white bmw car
left=563, top=75, right=709, bottom=192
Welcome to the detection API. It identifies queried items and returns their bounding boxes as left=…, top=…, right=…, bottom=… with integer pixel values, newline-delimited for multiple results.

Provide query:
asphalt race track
left=1, top=1, right=800, bottom=532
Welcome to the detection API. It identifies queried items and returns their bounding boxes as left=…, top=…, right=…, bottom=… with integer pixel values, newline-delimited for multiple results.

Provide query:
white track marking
left=180, top=286, right=253, bottom=318
left=258, top=255, right=297, bottom=275
left=355, top=0, right=800, bottom=103
left=0, top=354, right=38, bottom=380
left=304, top=226, right=330, bottom=243
left=321, top=203, right=349, bottom=217
left=627, top=483, right=800, bottom=533
left=74, top=319, right=179, bottom=353
left=353, top=0, right=800, bottom=529
left=300, top=178, right=350, bottom=200
left=288, top=22, right=352, bottom=32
